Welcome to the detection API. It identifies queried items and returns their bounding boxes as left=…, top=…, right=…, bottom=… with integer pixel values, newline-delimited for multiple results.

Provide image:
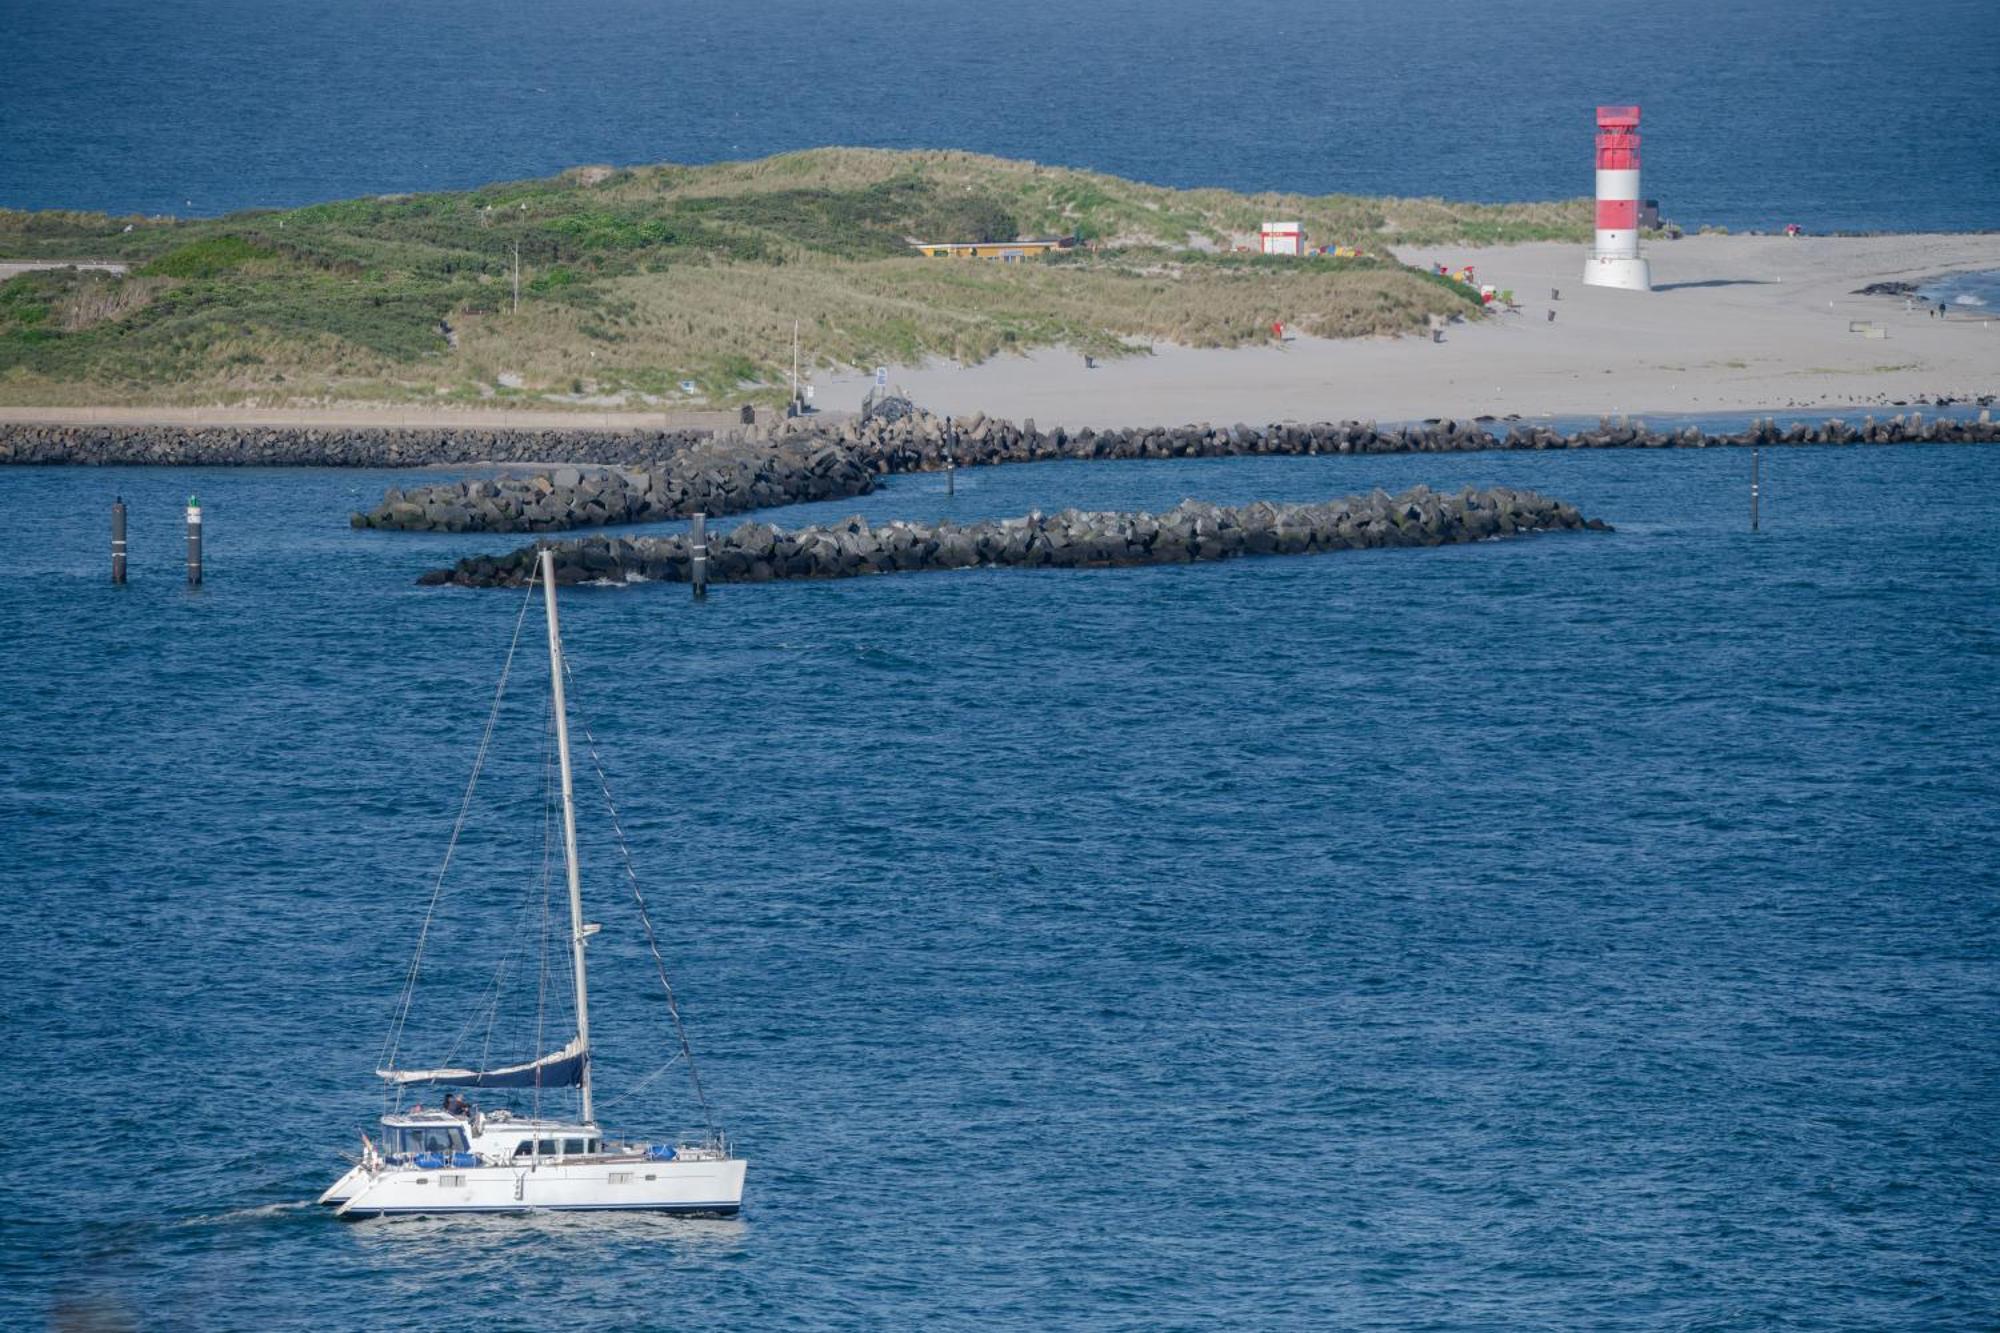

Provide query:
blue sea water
left=2, top=0, right=1997, bottom=232
left=2, top=435, right=1997, bottom=1328
left=1922, top=269, right=2000, bottom=312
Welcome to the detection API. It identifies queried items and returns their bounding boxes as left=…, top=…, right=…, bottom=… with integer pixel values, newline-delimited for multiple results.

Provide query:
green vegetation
left=142, top=235, right=276, bottom=279
left=0, top=149, right=1590, bottom=408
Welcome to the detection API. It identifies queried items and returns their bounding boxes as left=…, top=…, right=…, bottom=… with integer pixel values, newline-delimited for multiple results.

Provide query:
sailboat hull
left=334, top=1156, right=745, bottom=1218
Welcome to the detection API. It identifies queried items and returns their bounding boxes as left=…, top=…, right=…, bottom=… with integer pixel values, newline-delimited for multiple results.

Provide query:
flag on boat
left=376, top=1035, right=586, bottom=1088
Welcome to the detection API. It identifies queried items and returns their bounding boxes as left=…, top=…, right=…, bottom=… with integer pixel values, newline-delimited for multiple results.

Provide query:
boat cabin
left=379, top=1113, right=470, bottom=1158
left=380, top=1109, right=602, bottom=1163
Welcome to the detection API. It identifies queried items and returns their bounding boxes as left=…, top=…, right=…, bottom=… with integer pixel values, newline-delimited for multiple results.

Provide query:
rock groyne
left=7, top=409, right=1992, bottom=477
left=832, top=409, right=2000, bottom=474
left=351, top=435, right=875, bottom=533
left=0, top=424, right=708, bottom=468
left=12, top=411, right=1994, bottom=538
left=367, top=408, right=2000, bottom=535
left=419, top=485, right=1609, bottom=588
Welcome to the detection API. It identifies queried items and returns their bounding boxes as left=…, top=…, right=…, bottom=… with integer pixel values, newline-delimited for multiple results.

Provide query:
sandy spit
left=2, top=234, right=1993, bottom=432
left=819, top=233, right=2000, bottom=428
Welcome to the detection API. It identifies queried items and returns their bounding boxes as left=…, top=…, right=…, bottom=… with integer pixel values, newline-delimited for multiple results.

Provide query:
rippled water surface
left=3, top=440, right=1997, bottom=1329
left=4, top=0, right=1997, bottom=231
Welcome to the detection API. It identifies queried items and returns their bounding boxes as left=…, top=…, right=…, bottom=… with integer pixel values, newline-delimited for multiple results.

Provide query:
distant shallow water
left=3, top=437, right=1997, bottom=1328
left=1919, top=269, right=1999, bottom=310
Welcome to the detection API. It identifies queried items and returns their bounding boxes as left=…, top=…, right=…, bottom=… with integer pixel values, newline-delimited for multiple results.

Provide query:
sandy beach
left=3, top=234, right=1993, bottom=433
left=820, top=234, right=1999, bottom=428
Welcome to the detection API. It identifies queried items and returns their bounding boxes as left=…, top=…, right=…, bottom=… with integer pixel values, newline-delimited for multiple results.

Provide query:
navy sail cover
left=377, top=1036, right=586, bottom=1089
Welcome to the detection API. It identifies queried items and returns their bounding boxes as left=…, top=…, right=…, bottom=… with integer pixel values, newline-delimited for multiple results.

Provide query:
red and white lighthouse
left=1584, top=105, right=1652, bottom=291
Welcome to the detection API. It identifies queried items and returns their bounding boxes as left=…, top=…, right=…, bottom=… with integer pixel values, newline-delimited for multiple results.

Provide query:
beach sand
left=819, top=233, right=2000, bottom=428
left=3, top=234, right=1992, bottom=432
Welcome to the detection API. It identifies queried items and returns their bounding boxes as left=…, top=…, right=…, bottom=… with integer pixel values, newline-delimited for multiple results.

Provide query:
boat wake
left=181, top=1201, right=316, bottom=1228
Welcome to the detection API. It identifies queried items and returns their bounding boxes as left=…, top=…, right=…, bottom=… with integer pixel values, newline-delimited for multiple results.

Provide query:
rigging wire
left=438, top=685, right=557, bottom=1075
left=379, top=573, right=538, bottom=1100
left=562, top=654, right=718, bottom=1138
left=592, top=1052, right=686, bottom=1114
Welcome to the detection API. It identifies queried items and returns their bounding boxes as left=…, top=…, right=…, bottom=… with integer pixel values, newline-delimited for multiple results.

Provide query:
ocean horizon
left=4, top=0, right=1996, bottom=231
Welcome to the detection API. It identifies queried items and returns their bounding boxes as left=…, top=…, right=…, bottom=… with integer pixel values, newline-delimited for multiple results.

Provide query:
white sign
left=804, top=384, right=815, bottom=402
left=874, top=366, right=888, bottom=388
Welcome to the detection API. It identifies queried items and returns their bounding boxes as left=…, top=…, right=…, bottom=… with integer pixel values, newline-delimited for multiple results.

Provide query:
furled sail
left=377, top=1035, right=586, bottom=1089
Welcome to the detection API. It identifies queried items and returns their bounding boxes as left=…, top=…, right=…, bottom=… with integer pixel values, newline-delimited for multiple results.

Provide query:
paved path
left=0, top=261, right=129, bottom=280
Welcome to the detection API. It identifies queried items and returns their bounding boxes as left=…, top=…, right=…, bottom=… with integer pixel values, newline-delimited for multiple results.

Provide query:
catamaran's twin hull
left=326, top=1157, right=746, bottom=1218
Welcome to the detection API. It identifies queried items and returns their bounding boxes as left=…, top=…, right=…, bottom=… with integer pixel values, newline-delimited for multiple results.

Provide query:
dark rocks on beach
left=417, top=485, right=1610, bottom=589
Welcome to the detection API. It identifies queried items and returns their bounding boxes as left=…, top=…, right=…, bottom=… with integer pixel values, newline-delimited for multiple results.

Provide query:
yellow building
left=912, top=238, right=1077, bottom=260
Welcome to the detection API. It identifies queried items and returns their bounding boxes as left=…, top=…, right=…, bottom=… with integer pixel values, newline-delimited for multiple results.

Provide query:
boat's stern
left=318, top=1161, right=370, bottom=1207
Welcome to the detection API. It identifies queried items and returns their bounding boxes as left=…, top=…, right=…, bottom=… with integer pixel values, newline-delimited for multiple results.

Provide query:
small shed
left=1260, top=222, right=1304, bottom=256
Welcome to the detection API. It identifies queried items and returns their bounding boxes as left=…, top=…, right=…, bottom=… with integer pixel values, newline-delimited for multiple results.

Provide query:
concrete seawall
left=420, top=485, right=1610, bottom=589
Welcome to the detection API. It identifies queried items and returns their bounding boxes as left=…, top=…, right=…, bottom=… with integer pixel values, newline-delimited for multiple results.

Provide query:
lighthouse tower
left=1584, top=105, right=1651, bottom=291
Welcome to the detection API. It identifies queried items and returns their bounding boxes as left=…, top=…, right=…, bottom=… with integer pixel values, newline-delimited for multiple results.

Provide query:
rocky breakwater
left=352, top=433, right=874, bottom=533
left=359, top=407, right=2000, bottom=537
left=0, top=423, right=709, bottom=467
left=420, top=485, right=1609, bottom=588
left=837, top=409, right=2000, bottom=471
left=10, top=407, right=1995, bottom=474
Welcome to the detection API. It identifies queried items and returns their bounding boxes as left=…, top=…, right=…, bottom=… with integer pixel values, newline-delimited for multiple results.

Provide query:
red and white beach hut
left=1260, top=221, right=1304, bottom=256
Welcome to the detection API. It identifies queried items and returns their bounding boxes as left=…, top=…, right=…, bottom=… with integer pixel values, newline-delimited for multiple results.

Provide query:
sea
left=4, top=1, right=2000, bottom=1327
left=2, top=0, right=1998, bottom=233
left=2, top=422, right=1997, bottom=1329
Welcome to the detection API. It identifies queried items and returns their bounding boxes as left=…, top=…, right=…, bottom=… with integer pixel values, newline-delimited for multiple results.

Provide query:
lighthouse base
left=1583, top=253, right=1652, bottom=292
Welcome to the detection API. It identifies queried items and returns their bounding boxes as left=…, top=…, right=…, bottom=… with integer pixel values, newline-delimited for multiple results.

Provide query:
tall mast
left=540, top=547, right=593, bottom=1124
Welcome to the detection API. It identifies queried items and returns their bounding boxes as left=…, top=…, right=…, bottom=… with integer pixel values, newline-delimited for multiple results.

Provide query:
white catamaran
left=321, top=548, right=746, bottom=1218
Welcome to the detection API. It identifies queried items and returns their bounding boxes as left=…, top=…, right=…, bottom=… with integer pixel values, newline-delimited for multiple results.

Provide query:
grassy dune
left=0, top=149, right=1591, bottom=409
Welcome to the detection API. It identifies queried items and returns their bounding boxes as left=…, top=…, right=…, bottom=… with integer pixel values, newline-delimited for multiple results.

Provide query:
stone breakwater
left=831, top=409, right=2000, bottom=473
left=418, top=485, right=1609, bottom=588
left=351, top=435, right=874, bottom=532
left=5, top=407, right=1993, bottom=475
left=0, top=424, right=707, bottom=467
left=366, top=408, right=2000, bottom=535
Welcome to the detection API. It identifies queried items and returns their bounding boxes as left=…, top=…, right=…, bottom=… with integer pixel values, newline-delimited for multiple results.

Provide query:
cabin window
left=609, top=1171, right=633, bottom=1185
left=563, top=1138, right=587, bottom=1156
left=391, top=1126, right=467, bottom=1155
left=538, top=1139, right=559, bottom=1155
left=439, top=1173, right=466, bottom=1188
left=513, top=1140, right=534, bottom=1158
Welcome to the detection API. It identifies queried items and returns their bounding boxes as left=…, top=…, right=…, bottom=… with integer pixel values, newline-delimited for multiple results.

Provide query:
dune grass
left=0, top=149, right=1590, bottom=408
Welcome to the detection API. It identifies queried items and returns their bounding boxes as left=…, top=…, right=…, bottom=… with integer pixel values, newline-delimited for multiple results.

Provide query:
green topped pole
left=186, top=495, right=203, bottom=585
